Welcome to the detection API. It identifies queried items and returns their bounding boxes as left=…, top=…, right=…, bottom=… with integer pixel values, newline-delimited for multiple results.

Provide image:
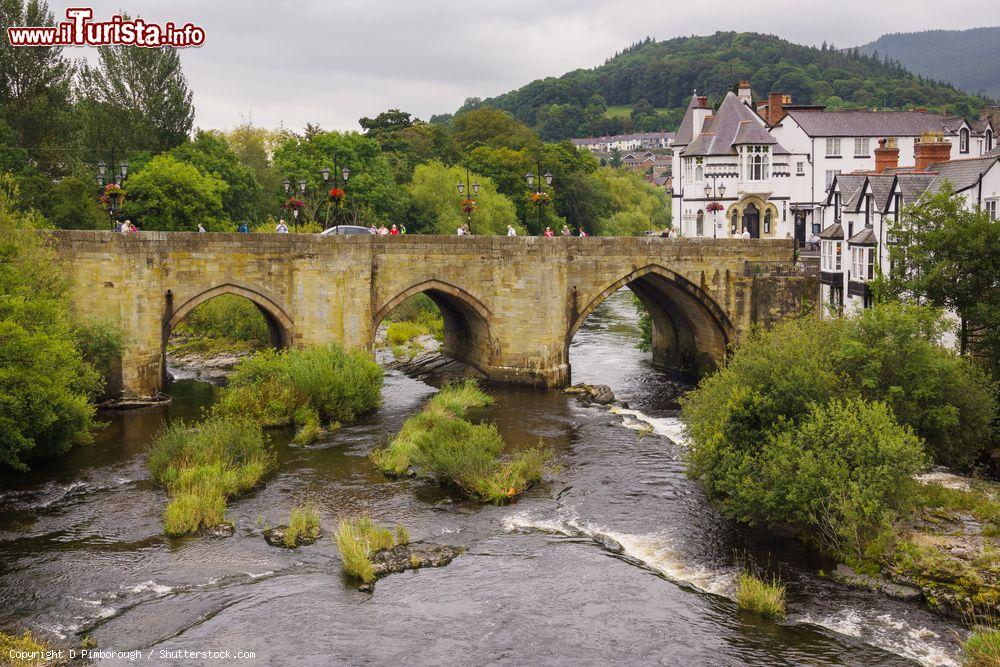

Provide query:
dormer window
left=960, top=128, right=969, bottom=154
left=988, top=129, right=994, bottom=152
left=744, top=146, right=769, bottom=181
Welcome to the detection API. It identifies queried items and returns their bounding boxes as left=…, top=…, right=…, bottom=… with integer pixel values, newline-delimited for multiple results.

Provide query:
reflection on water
left=0, top=290, right=962, bottom=666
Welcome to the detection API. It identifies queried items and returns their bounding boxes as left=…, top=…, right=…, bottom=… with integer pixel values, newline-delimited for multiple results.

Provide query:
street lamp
left=320, top=153, right=351, bottom=228
left=703, top=172, right=727, bottom=238
left=457, top=169, right=480, bottom=233
left=526, top=160, right=554, bottom=233
left=282, top=177, right=308, bottom=230
left=96, top=153, right=129, bottom=227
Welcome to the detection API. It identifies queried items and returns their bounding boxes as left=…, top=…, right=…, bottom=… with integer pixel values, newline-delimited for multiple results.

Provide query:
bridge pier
left=51, top=232, right=813, bottom=399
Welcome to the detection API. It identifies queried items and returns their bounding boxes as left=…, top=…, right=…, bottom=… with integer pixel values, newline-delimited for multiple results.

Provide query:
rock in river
left=357, top=542, right=463, bottom=592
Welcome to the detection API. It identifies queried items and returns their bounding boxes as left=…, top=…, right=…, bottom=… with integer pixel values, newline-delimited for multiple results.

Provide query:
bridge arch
left=165, top=282, right=294, bottom=357
left=373, top=279, right=493, bottom=373
left=567, top=264, right=732, bottom=376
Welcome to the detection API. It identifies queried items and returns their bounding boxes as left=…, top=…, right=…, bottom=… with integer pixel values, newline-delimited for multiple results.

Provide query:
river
left=0, top=290, right=967, bottom=666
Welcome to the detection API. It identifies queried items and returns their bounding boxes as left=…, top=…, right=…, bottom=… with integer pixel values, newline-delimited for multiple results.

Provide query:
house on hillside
left=819, top=134, right=1000, bottom=314
left=570, top=132, right=674, bottom=153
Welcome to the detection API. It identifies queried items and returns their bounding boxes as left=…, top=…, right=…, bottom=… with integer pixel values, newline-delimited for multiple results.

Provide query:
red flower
left=460, top=198, right=477, bottom=214
left=530, top=191, right=550, bottom=206
left=284, top=198, right=305, bottom=211
left=706, top=202, right=725, bottom=213
left=328, top=187, right=346, bottom=203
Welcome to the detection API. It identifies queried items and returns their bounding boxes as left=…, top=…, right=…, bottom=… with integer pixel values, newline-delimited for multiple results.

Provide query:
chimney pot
left=874, top=137, right=900, bottom=174
left=766, top=91, right=791, bottom=126
left=914, top=132, right=951, bottom=171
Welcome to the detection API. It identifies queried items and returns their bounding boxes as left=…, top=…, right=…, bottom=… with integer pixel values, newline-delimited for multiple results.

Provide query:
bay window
left=821, top=240, right=843, bottom=271
left=851, top=246, right=876, bottom=281
left=743, top=146, right=769, bottom=181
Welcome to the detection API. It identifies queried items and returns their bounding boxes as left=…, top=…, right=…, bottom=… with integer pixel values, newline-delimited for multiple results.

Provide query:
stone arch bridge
left=50, top=231, right=815, bottom=399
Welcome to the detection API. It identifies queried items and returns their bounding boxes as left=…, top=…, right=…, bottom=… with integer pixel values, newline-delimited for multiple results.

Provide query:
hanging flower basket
left=328, top=187, right=346, bottom=204
left=530, top=191, right=550, bottom=206
left=284, top=198, right=305, bottom=212
left=461, top=198, right=477, bottom=214
left=99, top=183, right=125, bottom=211
left=706, top=201, right=725, bottom=213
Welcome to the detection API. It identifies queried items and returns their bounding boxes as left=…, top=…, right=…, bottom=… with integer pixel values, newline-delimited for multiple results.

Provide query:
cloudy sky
left=68, top=0, right=1000, bottom=132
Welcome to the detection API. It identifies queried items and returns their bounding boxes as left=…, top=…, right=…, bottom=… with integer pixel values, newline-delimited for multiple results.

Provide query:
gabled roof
left=925, top=156, right=1000, bottom=194
left=848, top=227, right=878, bottom=246
left=892, top=172, right=938, bottom=205
left=673, top=95, right=700, bottom=147
left=844, top=177, right=869, bottom=211
left=819, top=222, right=844, bottom=240
left=830, top=173, right=866, bottom=207
left=868, top=174, right=895, bottom=213
left=680, top=92, right=789, bottom=157
left=783, top=109, right=961, bottom=138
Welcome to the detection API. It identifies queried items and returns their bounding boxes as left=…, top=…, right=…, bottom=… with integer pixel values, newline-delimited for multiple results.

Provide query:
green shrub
left=370, top=381, right=491, bottom=475
left=292, top=406, right=324, bottom=446
left=73, top=319, right=125, bottom=399
left=395, top=525, right=410, bottom=545
left=962, top=628, right=1000, bottom=666
left=735, top=573, right=786, bottom=620
left=284, top=505, right=321, bottom=547
left=217, top=343, right=383, bottom=428
left=148, top=417, right=272, bottom=535
left=335, top=516, right=401, bottom=584
left=384, top=294, right=444, bottom=342
left=386, top=320, right=429, bottom=346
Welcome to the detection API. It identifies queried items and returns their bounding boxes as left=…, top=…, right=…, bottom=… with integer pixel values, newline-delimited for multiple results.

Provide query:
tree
left=122, top=154, right=228, bottom=231
left=77, top=37, right=195, bottom=153
left=0, top=0, right=75, bottom=171
left=0, top=178, right=99, bottom=470
left=882, top=188, right=1000, bottom=375
left=452, top=107, right=540, bottom=152
left=171, top=131, right=261, bottom=224
left=406, top=161, right=521, bottom=236
left=224, top=121, right=282, bottom=217
left=46, top=174, right=108, bottom=229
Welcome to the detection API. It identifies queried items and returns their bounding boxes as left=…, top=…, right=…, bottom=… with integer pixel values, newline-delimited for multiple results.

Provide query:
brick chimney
left=914, top=132, right=952, bottom=172
left=874, top=137, right=899, bottom=174
left=766, top=92, right=792, bottom=126
left=691, top=96, right=712, bottom=141
left=737, top=80, right=753, bottom=107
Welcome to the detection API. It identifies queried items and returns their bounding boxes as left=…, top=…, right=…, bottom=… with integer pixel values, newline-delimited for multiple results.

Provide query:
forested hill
left=455, top=32, right=993, bottom=141
left=855, top=27, right=1000, bottom=100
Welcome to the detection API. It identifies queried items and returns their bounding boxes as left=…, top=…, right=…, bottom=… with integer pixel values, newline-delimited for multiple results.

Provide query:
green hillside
left=458, top=32, right=993, bottom=141
left=855, top=27, right=1000, bottom=100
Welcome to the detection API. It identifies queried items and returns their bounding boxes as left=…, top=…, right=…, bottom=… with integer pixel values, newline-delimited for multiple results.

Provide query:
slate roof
left=680, top=92, right=789, bottom=157
left=868, top=174, right=895, bottom=213
left=926, top=156, right=1000, bottom=193
left=894, top=173, right=938, bottom=205
left=835, top=174, right=867, bottom=209
left=847, top=227, right=878, bottom=246
left=784, top=109, right=961, bottom=137
left=673, top=95, right=701, bottom=147
left=819, top=222, right=844, bottom=240
left=987, top=146, right=1000, bottom=158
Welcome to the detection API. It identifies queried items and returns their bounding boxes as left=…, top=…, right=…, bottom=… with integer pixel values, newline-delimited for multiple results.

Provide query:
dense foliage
left=881, top=189, right=1000, bottom=377
left=217, top=343, right=383, bottom=444
left=463, top=32, right=992, bottom=140
left=122, top=155, right=228, bottom=231
left=683, top=305, right=996, bottom=558
left=0, top=183, right=101, bottom=470
left=173, top=294, right=272, bottom=349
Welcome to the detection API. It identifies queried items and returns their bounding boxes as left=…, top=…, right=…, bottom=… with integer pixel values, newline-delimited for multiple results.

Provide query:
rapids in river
left=0, top=290, right=968, bottom=665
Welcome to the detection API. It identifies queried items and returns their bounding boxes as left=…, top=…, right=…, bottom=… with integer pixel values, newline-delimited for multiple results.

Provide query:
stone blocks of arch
left=50, top=231, right=813, bottom=398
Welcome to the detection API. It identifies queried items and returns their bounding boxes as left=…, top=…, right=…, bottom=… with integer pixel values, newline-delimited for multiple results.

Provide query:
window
left=743, top=146, right=770, bottom=181
left=826, top=138, right=841, bottom=157
left=854, top=138, right=870, bottom=157
left=763, top=210, right=772, bottom=234
left=694, top=158, right=704, bottom=182
left=796, top=161, right=805, bottom=175
left=986, top=200, right=998, bottom=221
left=731, top=210, right=738, bottom=234
left=865, top=194, right=873, bottom=227
left=826, top=169, right=841, bottom=190
left=696, top=210, right=704, bottom=236
left=960, top=128, right=969, bottom=154
left=683, top=159, right=692, bottom=181
left=822, top=240, right=843, bottom=271
left=851, top=246, right=875, bottom=282
left=988, top=129, right=994, bottom=152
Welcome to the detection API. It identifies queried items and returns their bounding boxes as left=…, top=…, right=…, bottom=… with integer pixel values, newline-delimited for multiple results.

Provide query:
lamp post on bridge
left=457, top=169, right=480, bottom=234
left=525, top=160, right=553, bottom=234
left=320, top=153, right=351, bottom=229
left=703, top=172, right=726, bottom=238
left=95, top=152, right=129, bottom=228
left=283, top=177, right=307, bottom=231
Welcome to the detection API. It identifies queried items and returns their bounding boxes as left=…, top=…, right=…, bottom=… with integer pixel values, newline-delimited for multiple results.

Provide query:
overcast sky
left=67, top=0, right=1000, bottom=132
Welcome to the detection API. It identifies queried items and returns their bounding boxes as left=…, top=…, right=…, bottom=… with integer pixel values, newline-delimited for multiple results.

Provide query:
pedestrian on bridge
left=561, top=226, right=571, bottom=236
left=389, top=224, right=399, bottom=236
left=578, top=228, right=588, bottom=237
left=238, top=222, right=249, bottom=233
left=507, top=225, right=517, bottom=236
left=198, top=223, right=206, bottom=233
left=543, top=227, right=554, bottom=237
left=276, top=220, right=289, bottom=234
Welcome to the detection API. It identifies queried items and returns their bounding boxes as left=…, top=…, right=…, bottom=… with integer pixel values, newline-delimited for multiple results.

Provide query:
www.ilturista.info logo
left=7, top=7, right=205, bottom=48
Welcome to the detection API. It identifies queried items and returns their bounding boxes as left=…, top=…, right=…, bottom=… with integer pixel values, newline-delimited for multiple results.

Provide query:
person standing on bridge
left=578, top=227, right=588, bottom=237
left=389, top=224, right=399, bottom=236
left=741, top=227, right=751, bottom=239
left=561, top=225, right=571, bottom=236
left=506, top=225, right=517, bottom=236
left=197, top=223, right=206, bottom=233
left=543, top=227, right=554, bottom=237
left=378, top=224, right=389, bottom=235
left=399, top=225, right=407, bottom=235
left=238, top=222, right=249, bottom=233
left=276, top=220, right=289, bottom=234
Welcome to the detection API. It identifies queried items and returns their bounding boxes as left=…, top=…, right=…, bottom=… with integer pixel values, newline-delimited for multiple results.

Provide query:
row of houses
left=671, top=81, right=997, bottom=243
left=570, top=132, right=674, bottom=152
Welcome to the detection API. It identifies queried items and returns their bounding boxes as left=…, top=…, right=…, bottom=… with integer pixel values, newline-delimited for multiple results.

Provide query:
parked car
left=319, top=225, right=374, bottom=236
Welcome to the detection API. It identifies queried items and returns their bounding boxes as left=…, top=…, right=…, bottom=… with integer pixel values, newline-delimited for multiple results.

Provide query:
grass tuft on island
left=283, top=505, right=321, bottom=548
left=216, top=343, right=383, bottom=445
left=147, top=417, right=273, bottom=536
left=370, top=381, right=551, bottom=503
left=963, top=627, right=1000, bottom=667
left=735, top=573, right=787, bottom=620
left=335, top=516, right=404, bottom=584
left=0, top=630, right=56, bottom=666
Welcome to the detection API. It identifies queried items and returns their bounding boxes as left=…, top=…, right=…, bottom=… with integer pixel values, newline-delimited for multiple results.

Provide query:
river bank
left=0, top=290, right=976, bottom=666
